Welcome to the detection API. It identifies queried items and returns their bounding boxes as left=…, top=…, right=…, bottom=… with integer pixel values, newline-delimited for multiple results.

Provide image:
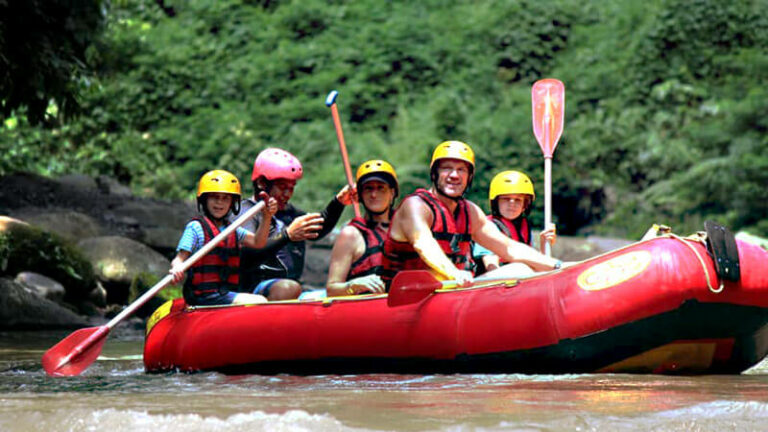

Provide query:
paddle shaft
left=544, top=157, right=552, bottom=257
left=542, top=85, right=554, bottom=257
left=108, top=200, right=266, bottom=329
left=326, top=90, right=361, bottom=218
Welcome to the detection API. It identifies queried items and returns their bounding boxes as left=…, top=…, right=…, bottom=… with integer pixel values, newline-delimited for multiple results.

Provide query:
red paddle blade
left=387, top=270, right=443, bottom=307
left=42, top=326, right=110, bottom=377
left=532, top=79, right=565, bottom=158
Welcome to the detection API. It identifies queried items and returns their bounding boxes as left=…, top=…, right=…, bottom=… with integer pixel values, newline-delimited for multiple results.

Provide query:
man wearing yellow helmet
left=473, top=170, right=557, bottom=275
left=381, top=141, right=562, bottom=288
left=326, top=160, right=399, bottom=297
left=168, top=170, right=277, bottom=306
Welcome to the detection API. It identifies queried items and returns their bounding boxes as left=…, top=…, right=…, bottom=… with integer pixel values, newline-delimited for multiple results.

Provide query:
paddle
left=532, top=79, right=565, bottom=257
left=387, top=270, right=516, bottom=307
left=325, top=90, right=361, bottom=218
left=42, top=200, right=266, bottom=377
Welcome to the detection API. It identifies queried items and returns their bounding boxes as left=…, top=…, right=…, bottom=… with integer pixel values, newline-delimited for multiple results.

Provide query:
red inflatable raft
left=144, top=226, right=768, bottom=375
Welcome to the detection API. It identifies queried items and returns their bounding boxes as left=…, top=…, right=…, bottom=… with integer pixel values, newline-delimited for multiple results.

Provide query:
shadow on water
left=2, top=331, right=768, bottom=431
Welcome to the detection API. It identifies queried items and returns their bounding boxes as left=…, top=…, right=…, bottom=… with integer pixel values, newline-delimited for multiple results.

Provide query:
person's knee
left=232, top=293, right=268, bottom=305
left=268, top=280, right=302, bottom=300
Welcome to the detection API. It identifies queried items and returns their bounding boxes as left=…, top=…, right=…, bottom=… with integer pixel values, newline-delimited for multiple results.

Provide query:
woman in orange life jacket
left=169, top=170, right=277, bottom=306
left=326, top=160, right=399, bottom=297
left=473, top=170, right=557, bottom=276
left=381, top=141, right=562, bottom=289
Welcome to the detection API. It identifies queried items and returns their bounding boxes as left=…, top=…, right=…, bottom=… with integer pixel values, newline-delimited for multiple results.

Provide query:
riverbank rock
left=77, top=236, right=171, bottom=304
left=0, top=278, right=88, bottom=330
left=0, top=216, right=97, bottom=300
left=14, top=272, right=66, bottom=303
left=9, top=209, right=102, bottom=243
left=109, top=200, right=194, bottom=254
left=0, top=172, right=195, bottom=254
left=0, top=216, right=30, bottom=232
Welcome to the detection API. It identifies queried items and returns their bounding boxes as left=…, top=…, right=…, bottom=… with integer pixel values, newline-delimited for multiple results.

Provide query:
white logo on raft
left=577, top=250, right=653, bottom=291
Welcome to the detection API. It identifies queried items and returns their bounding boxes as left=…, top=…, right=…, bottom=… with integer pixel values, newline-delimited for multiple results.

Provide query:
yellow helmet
left=356, top=159, right=399, bottom=199
left=430, top=140, right=475, bottom=171
left=489, top=170, right=535, bottom=202
left=197, top=170, right=242, bottom=197
left=197, top=170, right=242, bottom=215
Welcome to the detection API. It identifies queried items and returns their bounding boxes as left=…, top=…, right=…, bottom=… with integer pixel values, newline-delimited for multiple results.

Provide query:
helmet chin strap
left=365, top=207, right=388, bottom=216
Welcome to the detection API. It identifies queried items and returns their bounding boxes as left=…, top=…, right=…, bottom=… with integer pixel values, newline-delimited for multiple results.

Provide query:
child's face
left=496, top=194, right=529, bottom=220
left=361, top=180, right=394, bottom=215
left=206, top=193, right=233, bottom=219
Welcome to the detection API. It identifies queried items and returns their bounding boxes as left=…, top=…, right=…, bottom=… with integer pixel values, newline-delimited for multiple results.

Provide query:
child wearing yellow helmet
left=169, top=170, right=277, bottom=306
left=473, top=170, right=558, bottom=275
left=326, top=160, right=399, bottom=297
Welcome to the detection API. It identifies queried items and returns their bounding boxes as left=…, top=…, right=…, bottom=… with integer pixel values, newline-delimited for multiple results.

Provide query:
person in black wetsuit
left=239, top=148, right=356, bottom=300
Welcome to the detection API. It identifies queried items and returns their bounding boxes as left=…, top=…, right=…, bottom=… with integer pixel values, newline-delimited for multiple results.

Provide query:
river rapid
left=2, top=330, right=768, bottom=432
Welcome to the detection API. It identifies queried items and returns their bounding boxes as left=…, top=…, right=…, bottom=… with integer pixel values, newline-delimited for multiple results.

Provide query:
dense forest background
left=2, top=0, right=767, bottom=239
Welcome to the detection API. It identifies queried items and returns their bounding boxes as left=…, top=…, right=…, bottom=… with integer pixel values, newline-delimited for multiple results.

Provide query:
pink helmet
left=251, top=148, right=303, bottom=181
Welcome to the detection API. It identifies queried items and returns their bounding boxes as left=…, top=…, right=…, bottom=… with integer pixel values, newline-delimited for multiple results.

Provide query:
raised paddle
left=387, top=270, right=517, bottom=307
left=325, top=90, right=361, bottom=218
left=532, top=79, right=565, bottom=257
left=42, top=200, right=266, bottom=377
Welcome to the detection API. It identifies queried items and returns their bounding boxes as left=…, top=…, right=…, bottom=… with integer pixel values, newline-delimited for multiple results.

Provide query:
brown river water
left=2, top=330, right=768, bottom=431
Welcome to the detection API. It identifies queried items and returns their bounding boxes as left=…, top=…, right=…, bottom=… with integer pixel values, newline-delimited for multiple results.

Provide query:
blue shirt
left=472, top=242, right=494, bottom=259
left=176, top=220, right=248, bottom=253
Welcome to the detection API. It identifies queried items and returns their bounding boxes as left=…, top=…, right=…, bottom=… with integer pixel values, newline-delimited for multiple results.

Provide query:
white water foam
left=0, top=408, right=379, bottom=432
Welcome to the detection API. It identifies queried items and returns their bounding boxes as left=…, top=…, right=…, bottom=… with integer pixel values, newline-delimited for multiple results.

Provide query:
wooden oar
left=387, top=270, right=516, bottom=307
left=325, top=90, right=361, bottom=218
left=532, top=79, right=565, bottom=257
left=42, top=200, right=266, bottom=377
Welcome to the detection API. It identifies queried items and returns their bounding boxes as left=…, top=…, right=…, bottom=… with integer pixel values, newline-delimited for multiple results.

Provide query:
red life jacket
left=183, top=216, right=240, bottom=303
left=487, top=215, right=531, bottom=266
left=381, top=188, right=473, bottom=285
left=346, top=217, right=388, bottom=280
left=489, top=215, right=531, bottom=245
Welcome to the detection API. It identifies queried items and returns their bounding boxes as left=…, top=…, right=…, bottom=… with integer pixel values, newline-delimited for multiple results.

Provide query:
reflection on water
left=2, top=331, right=768, bottom=431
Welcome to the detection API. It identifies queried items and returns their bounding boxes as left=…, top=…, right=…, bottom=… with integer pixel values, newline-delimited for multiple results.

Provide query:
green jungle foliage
left=1, top=0, right=766, bottom=238
left=0, top=0, right=106, bottom=123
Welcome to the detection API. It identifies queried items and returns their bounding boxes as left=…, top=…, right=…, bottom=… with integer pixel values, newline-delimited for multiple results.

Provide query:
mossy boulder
left=0, top=216, right=97, bottom=300
left=77, top=236, right=170, bottom=304
left=77, top=236, right=171, bottom=285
